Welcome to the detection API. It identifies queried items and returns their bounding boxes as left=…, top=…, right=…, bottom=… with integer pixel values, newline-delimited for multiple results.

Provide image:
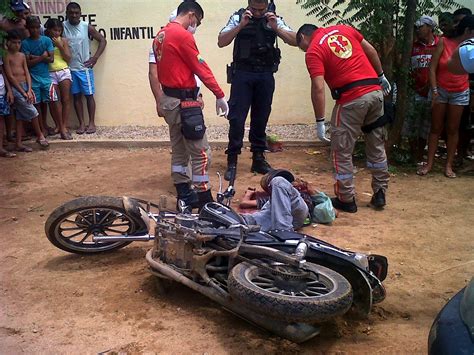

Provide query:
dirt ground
left=0, top=146, right=473, bottom=354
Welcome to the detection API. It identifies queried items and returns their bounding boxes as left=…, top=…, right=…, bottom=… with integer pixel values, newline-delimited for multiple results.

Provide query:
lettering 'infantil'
left=110, top=27, right=155, bottom=40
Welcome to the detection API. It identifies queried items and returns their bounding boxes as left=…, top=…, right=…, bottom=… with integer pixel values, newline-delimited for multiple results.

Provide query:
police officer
left=218, top=0, right=297, bottom=181
left=153, top=1, right=229, bottom=209
left=297, top=23, right=391, bottom=213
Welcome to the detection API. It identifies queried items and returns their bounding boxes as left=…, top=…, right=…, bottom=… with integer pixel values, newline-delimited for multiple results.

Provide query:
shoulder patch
left=327, top=34, right=353, bottom=59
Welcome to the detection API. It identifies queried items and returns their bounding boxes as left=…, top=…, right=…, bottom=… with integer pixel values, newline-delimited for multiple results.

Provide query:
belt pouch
left=180, top=100, right=206, bottom=140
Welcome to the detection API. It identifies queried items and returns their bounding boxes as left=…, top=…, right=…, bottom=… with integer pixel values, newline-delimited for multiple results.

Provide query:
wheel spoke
left=254, top=275, right=274, bottom=282
left=78, top=231, right=92, bottom=244
left=97, top=210, right=113, bottom=225
left=298, top=291, right=309, bottom=297
left=266, top=287, right=281, bottom=292
left=253, top=282, right=273, bottom=288
left=64, top=230, right=88, bottom=239
left=104, top=227, right=128, bottom=234
left=108, top=222, right=131, bottom=227
left=60, top=226, right=86, bottom=231
left=92, top=209, right=97, bottom=224
left=64, top=218, right=88, bottom=227
left=77, top=212, right=92, bottom=225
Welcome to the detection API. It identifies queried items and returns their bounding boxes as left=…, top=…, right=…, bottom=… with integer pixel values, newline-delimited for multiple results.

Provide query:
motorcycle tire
left=45, top=196, right=146, bottom=254
left=228, top=261, right=353, bottom=323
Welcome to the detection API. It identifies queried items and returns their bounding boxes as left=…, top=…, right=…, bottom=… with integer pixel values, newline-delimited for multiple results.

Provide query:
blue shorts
left=0, top=95, right=10, bottom=116
left=71, top=69, right=95, bottom=96
left=32, top=78, right=58, bottom=104
left=12, top=83, right=39, bottom=121
left=431, top=87, right=470, bottom=106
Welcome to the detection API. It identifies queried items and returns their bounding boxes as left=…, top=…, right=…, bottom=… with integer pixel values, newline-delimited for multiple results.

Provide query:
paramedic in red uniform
left=153, top=1, right=229, bottom=210
left=296, top=24, right=391, bottom=213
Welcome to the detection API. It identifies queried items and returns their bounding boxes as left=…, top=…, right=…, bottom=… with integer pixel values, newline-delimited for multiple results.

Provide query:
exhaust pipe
left=93, top=234, right=154, bottom=242
left=145, top=249, right=320, bottom=343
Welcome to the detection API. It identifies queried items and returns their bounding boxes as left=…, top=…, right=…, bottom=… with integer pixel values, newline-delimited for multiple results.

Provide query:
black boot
left=175, top=183, right=198, bottom=212
left=331, top=197, right=358, bottom=213
left=251, top=151, right=272, bottom=175
left=224, top=154, right=238, bottom=182
left=192, top=190, right=214, bottom=211
left=370, top=189, right=386, bottom=209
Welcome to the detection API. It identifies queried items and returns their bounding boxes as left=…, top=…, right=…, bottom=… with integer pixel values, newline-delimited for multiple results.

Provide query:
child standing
left=45, top=18, right=72, bottom=140
left=0, top=57, right=16, bottom=158
left=21, top=16, right=63, bottom=139
left=3, top=29, right=48, bottom=151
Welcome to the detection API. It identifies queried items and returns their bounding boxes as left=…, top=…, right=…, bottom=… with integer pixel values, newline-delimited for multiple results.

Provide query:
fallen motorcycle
left=44, top=174, right=388, bottom=343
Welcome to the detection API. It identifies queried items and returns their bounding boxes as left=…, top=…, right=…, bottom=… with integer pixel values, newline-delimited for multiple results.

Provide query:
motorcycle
left=44, top=173, right=388, bottom=343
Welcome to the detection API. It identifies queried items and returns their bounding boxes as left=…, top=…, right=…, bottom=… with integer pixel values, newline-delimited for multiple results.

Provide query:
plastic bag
left=311, top=192, right=336, bottom=224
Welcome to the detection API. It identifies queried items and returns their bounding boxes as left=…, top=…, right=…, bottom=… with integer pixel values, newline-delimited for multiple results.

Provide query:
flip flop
left=47, top=127, right=59, bottom=136
left=444, top=170, right=457, bottom=179
left=0, top=151, right=16, bottom=158
left=76, top=127, right=85, bottom=135
left=16, top=146, right=33, bottom=153
left=85, top=126, right=96, bottom=134
left=36, top=139, right=49, bottom=149
left=416, top=166, right=430, bottom=176
left=61, top=132, right=73, bottom=140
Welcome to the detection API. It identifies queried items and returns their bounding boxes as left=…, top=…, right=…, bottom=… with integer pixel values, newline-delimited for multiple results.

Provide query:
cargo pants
left=243, top=177, right=309, bottom=232
left=160, top=93, right=211, bottom=192
left=330, top=90, right=389, bottom=202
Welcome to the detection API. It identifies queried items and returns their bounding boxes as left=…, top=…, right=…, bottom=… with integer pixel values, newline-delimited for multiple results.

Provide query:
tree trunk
left=386, top=0, right=417, bottom=153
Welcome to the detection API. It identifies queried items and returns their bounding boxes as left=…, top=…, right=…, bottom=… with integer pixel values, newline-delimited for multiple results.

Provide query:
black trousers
left=226, top=70, right=275, bottom=155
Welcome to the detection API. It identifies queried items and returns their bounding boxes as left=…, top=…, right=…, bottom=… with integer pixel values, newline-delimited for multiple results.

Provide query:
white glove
left=378, top=73, right=392, bottom=97
left=216, top=97, right=229, bottom=118
left=316, top=119, right=331, bottom=144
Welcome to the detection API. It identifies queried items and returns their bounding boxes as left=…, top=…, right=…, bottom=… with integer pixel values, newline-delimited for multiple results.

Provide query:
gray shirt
left=63, top=20, right=90, bottom=71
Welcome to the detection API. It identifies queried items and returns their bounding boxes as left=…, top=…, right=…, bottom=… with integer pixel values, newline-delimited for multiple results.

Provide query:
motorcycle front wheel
left=228, top=261, right=353, bottom=323
left=45, top=196, right=146, bottom=254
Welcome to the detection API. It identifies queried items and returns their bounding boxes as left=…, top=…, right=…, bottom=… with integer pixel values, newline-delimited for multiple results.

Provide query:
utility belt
left=163, top=86, right=205, bottom=140
left=361, top=101, right=396, bottom=134
left=162, top=86, right=199, bottom=100
left=227, top=62, right=278, bottom=83
left=331, top=78, right=380, bottom=100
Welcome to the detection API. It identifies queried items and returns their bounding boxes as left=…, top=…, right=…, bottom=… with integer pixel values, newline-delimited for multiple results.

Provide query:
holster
left=180, top=100, right=206, bottom=140
left=226, top=63, right=235, bottom=84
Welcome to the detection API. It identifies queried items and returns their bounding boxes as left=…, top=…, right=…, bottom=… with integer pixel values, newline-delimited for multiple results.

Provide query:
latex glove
left=216, top=97, right=229, bottom=117
left=378, top=73, right=392, bottom=96
left=316, top=120, right=331, bottom=144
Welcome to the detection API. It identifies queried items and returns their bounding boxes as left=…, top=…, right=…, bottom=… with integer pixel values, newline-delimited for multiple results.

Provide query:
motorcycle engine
left=156, top=215, right=198, bottom=269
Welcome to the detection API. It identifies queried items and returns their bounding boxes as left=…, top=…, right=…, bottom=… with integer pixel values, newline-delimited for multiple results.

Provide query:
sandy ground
left=0, top=146, right=473, bottom=354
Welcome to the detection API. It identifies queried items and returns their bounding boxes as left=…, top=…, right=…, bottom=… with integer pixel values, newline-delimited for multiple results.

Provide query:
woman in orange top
left=418, top=15, right=474, bottom=178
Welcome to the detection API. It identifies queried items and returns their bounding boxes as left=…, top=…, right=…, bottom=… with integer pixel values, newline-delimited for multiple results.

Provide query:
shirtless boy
left=3, top=30, right=48, bottom=151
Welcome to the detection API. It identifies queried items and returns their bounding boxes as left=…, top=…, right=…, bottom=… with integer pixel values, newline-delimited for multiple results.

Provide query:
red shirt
left=305, top=25, right=381, bottom=104
left=153, top=22, right=224, bottom=99
left=437, top=36, right=469, bottom=93
left=411, top=36, right=439, bottom=97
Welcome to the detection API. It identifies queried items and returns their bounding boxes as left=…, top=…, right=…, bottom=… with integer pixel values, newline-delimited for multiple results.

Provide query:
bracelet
left=316, top=117, right=325, bottom=122
left=432, top=87, right=438, bottom=93
left=378, top=72, right=384, bottom=78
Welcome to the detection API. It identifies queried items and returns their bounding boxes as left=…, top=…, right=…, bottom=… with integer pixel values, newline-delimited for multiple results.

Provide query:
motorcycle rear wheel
left=228, top=261, right=353, bottom=323
left=45, top=196, right=146, bottom=254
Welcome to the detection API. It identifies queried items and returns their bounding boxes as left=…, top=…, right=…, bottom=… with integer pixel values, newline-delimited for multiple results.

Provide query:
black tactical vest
left=232, top=9, right=281, bottom=72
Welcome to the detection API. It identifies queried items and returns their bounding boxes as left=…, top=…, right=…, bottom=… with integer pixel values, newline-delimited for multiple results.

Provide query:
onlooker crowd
left=0, top=0, right=106, bottom=157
